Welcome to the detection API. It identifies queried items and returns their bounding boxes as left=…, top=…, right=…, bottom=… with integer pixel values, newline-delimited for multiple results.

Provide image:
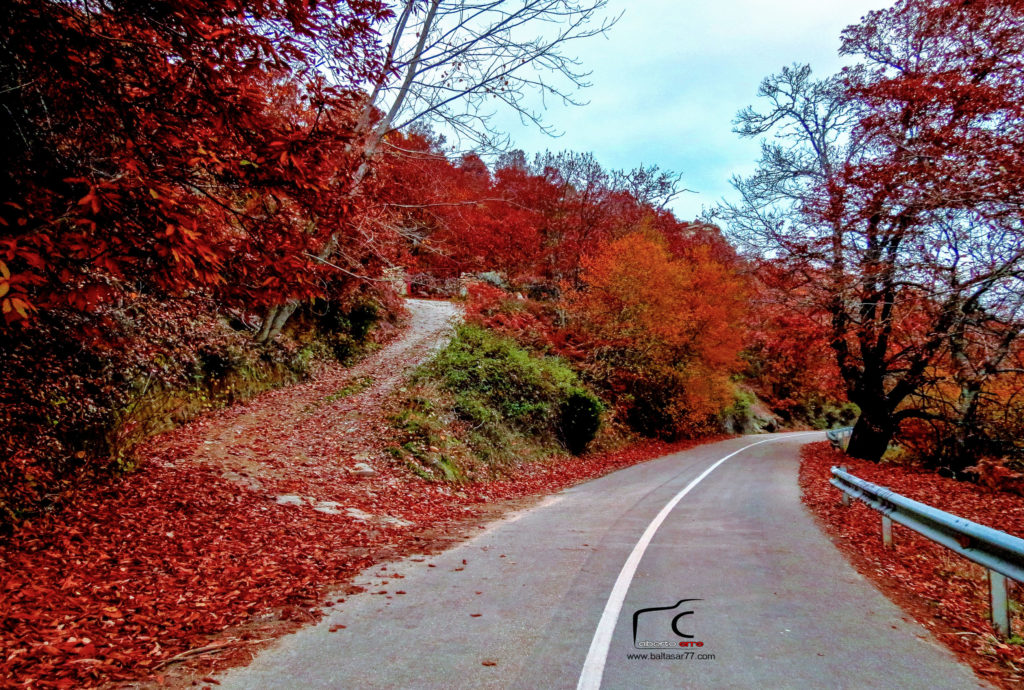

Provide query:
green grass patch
left=326, top=376, right=374, bottom=404
left=389, top=324, right=604, bottom=481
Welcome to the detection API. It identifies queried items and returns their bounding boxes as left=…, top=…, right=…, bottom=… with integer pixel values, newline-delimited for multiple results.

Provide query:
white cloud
left=489, top=0, right=889, bottom=220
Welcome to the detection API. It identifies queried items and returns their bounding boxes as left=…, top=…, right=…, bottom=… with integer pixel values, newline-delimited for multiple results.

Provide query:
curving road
left=218, top=433, right=986, bottom=689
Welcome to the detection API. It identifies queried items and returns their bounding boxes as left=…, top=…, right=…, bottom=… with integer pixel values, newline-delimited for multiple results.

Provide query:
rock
left=346, top=507, right=373, bottom=521
left=345, top=507, right=412, bottom=527
left=379, top=515, right=414, bottom=528
left=276, top=496, right=346, bottom=515
left=352, top=462, right=376, bottom=477
left=477, top=271, right=507, bottom=289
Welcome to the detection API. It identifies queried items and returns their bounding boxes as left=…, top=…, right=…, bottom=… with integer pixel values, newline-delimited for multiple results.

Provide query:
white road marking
left=576, top=433, right=820, bottom=690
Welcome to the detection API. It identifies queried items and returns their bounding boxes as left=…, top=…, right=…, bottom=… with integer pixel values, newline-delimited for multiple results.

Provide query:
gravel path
left=150, top=298, right=460, bottom=497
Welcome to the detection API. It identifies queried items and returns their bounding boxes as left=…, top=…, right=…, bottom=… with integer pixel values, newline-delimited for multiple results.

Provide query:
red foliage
left=464, top=283, right=513, bottom=319
left=743, top=261, right=847, bottom=420
left=462, top=283, right=557, bottom=350
left=841, top=0, right=1024, bottom=222
left=562, top=230, right=747, bottom=437
left=801, top=442, right=1024, bottom=685
left=375, top=132, right=546, bottom=281
left=378, top=138, right=714, bottom=288
left=1, top=0, right=391, bottom=323
left=0, top=377, right=725, bottom=687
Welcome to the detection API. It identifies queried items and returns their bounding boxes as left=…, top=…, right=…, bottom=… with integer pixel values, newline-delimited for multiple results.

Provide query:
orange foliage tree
left=742, top=261, right=849, bottom=424
left=564, top=230, right=747, bottom=437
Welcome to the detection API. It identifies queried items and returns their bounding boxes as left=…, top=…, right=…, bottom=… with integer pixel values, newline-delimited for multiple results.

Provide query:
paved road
left=218, top=433, right=986, bottom=689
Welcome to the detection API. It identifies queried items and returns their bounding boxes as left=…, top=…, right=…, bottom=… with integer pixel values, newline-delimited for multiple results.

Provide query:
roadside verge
left=800, top=442, right=1024, bottom=687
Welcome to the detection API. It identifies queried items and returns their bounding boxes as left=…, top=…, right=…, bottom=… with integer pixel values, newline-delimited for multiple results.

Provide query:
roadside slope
left=802, top=442, right=1024, bottom=686
left=1, top=299, right=467, bottom=689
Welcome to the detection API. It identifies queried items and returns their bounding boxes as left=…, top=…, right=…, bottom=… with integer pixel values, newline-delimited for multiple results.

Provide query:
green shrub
left=722, top=388, right=754, bottom=419
left=428, top=324, right=579, bottom=435
left=390, top=324, right=605, bottom=479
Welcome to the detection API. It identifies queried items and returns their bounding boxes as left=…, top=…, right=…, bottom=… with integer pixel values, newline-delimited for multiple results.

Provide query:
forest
left=3, top=0, right=1024, bottom=524
left=3, top=0, right=1024, bottom=686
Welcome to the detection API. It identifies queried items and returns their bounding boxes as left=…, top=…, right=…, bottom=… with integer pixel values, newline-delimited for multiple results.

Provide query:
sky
left=490, top=0, right=887, bottom=222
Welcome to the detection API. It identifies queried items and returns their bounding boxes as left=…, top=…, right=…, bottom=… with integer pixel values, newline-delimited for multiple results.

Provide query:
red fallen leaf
left=470, top=614, right=482, bottom=617
left=800, top=442, right=1024, bottom=683
left=395, top=591, right=406, bottom=595
left=1, top=365, right=719, bottom=689
left=482, top=660, right=497, bottom=666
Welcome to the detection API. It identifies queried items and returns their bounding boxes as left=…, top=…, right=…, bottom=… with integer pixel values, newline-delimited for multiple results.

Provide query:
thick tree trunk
left=267, top=301, right=298, bottom=342
left=256, top=304, right=279, bottom=343
left=846, top=405, right=895, bottom=461
left=949, top=383, right=981, bottom=471
left=255, top=301, right=299, bottom=344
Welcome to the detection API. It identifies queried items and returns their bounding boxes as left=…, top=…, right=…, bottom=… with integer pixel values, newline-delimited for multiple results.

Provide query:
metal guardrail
left=831, top=466, right=1024, bottom=637
left=825, top=426, right=853, bottom=450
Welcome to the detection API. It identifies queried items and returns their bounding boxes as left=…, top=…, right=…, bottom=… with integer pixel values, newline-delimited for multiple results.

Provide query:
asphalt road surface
left=218, top=432, right=987, bottom=689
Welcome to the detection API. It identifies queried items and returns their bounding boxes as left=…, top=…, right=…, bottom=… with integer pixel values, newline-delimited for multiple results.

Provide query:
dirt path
left=152, top=298, right=460, bottom=500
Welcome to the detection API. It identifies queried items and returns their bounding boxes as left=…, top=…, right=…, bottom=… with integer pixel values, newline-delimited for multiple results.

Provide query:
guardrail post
left=989, top=570, right=1010, bottom=639
left=881, top=515, right=893, bottom=548
left=838, top=466, right=850, bottom=506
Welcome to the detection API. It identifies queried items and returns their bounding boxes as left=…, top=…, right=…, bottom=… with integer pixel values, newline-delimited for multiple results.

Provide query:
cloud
left=489, top=0, right=888, bottom=221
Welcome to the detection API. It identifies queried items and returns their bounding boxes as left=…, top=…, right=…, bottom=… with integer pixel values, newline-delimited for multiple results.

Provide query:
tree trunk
left=950, top=383, right=981, bottom=471
left=267, top=301, right=298, bottom=342
left=255, top=300, right=299, bottom=344
left=256, top=304, right=279, bottom=343
left=846, top=405, right=895, bottom=461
